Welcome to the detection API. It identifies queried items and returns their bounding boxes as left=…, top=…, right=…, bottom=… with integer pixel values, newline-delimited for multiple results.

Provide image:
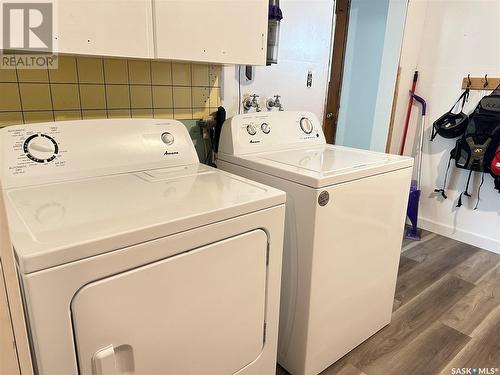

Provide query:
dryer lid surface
left=223, top=145, right=413, bottom=188
left=6, top=164, right=284, bottom=273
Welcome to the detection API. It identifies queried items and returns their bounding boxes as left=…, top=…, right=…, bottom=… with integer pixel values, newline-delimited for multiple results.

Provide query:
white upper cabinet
left=154, top=0, right=269, bottom=65
left=54, top=0, right=154, bottom=58
left=52, top=0, right=268, bottom=64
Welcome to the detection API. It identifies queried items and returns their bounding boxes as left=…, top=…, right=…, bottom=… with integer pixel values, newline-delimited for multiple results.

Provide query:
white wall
left=221, top=0, right=335, bottom=120
left=336, top=0, right=407, bottom=152
left=390, top=0, right=500, bottom=253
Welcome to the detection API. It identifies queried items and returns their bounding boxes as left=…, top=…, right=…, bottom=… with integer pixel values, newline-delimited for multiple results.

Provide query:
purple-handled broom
left=405, top=93, right=426, bottom=241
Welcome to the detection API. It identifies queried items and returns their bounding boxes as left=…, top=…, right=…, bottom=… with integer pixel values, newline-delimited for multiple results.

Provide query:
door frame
left=324, top=0, right=351, bottom=144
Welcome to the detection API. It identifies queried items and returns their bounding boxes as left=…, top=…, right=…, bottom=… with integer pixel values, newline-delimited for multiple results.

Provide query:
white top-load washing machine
left=0, top=119, right=286, bottom=375
left=217, top=111, right=414, bottom=375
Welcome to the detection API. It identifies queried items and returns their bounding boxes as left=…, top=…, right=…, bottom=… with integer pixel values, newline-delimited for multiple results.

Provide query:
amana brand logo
left=164, top=150, right=179, bottom=156
left=249, top=140, right=260, bottom=144
left=451, top=368, right=498, bottom=375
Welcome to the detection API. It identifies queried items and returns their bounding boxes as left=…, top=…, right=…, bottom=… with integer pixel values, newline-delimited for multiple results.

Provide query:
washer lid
left=6, top=164, right=285, bottom=274
left=221, top=145, right=413, bottom=188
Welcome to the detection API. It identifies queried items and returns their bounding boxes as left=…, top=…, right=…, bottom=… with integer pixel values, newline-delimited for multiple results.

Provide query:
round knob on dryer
left=261, top=122, right=271, bottom=134
left=300, top=117, right=314, bottom=134
left=23, top=134, right=58, bottom=163
left=246, top=124, right=257, bottom=136
left=161, top=132, right=175, bottom=145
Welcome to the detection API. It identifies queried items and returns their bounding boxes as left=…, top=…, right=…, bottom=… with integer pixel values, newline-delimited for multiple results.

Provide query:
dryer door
left=71, top=230, right=268, bottom=375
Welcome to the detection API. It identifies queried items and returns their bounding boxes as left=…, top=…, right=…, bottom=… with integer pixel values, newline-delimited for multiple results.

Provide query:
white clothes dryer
left=0, top=119, right=285, bottom=375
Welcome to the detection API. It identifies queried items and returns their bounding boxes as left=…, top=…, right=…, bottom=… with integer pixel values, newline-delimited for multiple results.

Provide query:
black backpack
left=435, top=86, right=500, bottom=208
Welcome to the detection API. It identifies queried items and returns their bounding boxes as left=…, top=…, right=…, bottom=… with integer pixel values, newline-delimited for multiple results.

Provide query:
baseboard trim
left=418, top=217, right=500, bottom=254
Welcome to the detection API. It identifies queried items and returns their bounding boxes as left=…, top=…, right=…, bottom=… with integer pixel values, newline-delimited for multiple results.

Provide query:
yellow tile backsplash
left=51, top=84, right=80, bottom=110
left=106, top=85, right=130, bottom=109
left=151, top=61, right=172, bottom=85
left=108, top=109, right=131, bottom=118
left=0, top=68, right=16, bottom=82
left=83, top=110, right=107, bottom=120
left=0, top=111, right=23, bottom=126
left=172, top=63, right=192, bottom=86
left=77, top=57, right=104, bottom=84
left=173, top=87, right=192, bottom=108
left=24, top=111, right=53, bottom=123
left=130, top=86, right=152, bottom=108
left=17, top=68, right=49, bottom=82
left=128, top=60, right=151, bottom=84
left=19, top=84, right=52, bottom=110
left=0, top=55, right=222, bottom=127
left=152, top=86, right=173, bottom=108
left=193, top=87, right=209, bottom=107
left=192, top=64, right=210, bottom=86
left=104, top=59, right=128, bottom=84
left=0, top=83, right=21, bottom=111
left=54, top=111, right=81, bottom=121
left=80, top=85, right=106, bottom=110
left=49, top=56, right=78, bottom=83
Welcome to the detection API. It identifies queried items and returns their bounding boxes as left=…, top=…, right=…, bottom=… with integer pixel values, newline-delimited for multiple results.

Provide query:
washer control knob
left=161, top=132, right=174, bottom=145
left=300, top=117, right=314, bottom=134
left=261, top=122, right=271, bottom=134
left=246, top=124, right=257, bottom=136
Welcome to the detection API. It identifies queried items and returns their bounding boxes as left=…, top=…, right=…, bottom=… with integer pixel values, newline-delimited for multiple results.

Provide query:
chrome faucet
left=266, top=95, right=284, bottom=111
left=243, top=94, right=261, bottom=112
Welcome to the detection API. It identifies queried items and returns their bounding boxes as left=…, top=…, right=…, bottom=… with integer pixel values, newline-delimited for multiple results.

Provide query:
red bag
left=492, top=145, right=500, bottom=192
left=491, top=146, right=500, bottom=176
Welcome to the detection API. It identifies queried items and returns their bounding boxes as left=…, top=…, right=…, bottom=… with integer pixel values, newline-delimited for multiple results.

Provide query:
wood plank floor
left=276, top=231, right=500, bottom=375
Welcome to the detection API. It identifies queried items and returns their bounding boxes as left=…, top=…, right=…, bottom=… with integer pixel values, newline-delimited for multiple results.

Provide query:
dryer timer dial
left=23, top=134, right=58, bottom=163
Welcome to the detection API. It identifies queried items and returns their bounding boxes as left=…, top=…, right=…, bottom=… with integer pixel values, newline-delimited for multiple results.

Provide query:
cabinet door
left=71, top=230, right=268, bottom=375
left=54, top=0, right=154, bottom=58
left=154, top=0, right=268, bottom=65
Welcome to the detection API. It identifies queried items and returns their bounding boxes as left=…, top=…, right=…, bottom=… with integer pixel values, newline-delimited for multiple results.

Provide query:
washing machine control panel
left=1, top=119, right=199, bottom=188
left=246, top=124, right=257, bottom=136
left=219, top=111, right=325, bottom=155
left=299, top=117, right=314, bottom=134
left=261, top=123, right=271, bottom=134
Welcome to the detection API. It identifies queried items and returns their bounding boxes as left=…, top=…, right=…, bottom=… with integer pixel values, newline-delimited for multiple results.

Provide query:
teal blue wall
left=336, top=0, right=407, bottom=152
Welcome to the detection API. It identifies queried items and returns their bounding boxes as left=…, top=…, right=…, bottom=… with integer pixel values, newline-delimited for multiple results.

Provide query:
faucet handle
left=275, top=95, right=284, bottom=111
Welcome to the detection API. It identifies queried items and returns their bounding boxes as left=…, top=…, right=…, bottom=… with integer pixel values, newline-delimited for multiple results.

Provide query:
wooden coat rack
left=461, top=75, right=500, bottom=90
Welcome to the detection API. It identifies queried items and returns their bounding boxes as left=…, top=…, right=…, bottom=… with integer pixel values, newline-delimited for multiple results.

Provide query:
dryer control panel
left=218, top=111, right=325, bottom=155
left=0, top=119, right=199, bottom=189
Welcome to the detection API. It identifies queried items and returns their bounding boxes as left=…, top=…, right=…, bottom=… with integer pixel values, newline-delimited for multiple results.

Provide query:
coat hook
left=467, top=74, right=472, bottom=88
left=483, top=74, right=488, bottom=88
